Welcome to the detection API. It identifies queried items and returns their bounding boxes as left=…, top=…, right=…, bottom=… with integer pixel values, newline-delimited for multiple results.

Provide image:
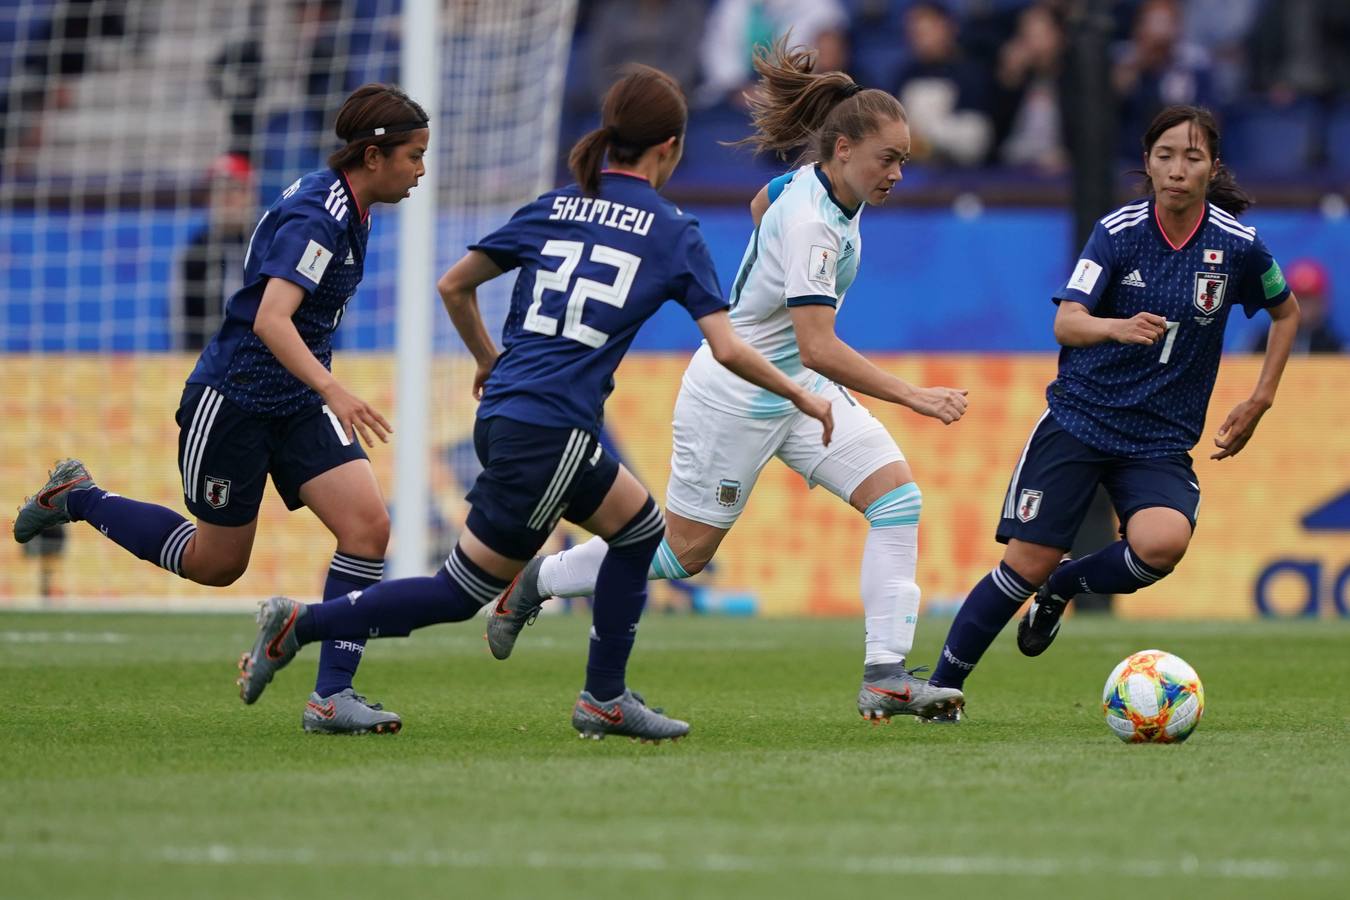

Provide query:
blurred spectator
left=894, top=1, right=993, bottom=167
left=294, top=0, right=352, bottom=136
left=211, top=32, right=265, bottom=163
left=1248, top=0, right=1350, bottom=107
left=176, top=154, right=257, bottom=351
left=1113, top=0, right=1213, bottom=158
left=1, top=0, right=127, bottom=161
left=991, top=1, right=1066, bottom=173
left=1180, top=0, right=1259, bottom=104
left=1251, top=259, right=1343, bottom=354
left=698, top=0, right=849, bottom=107
left=586, top=0, right=705, bottom=105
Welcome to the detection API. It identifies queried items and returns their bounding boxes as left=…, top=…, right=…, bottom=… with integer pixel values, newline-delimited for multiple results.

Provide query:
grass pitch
left=2, top=611, right=1347, bottom=900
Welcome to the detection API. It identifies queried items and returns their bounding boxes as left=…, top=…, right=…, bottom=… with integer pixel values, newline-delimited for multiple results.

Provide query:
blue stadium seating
left=1219, top=102, right=1318, bottom=177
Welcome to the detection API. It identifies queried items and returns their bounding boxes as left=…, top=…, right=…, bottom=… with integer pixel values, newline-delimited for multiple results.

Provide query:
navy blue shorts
left=175, top=383, right=369, bottom=527
left=996, top=411, right=1201, bottom=549
left=465, top=416, right=621, bottom=560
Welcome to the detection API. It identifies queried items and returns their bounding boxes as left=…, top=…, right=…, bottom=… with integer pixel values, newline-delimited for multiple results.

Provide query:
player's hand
left=908, top=386, right=968, bottom=425
left=472, top=355, right=497, bottom=401
left=796, top=392, right=834, bottom=446
left=1112, top=312, right=1167, bottom=345
left=1210, top=398, right=1269, bottom=460
left=321, top=383, right=392, bottom=447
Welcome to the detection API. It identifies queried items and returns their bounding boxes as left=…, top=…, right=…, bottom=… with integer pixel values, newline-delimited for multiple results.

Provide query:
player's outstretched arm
left=787, top=305, right=967, bottom=425
left=1053, top=300, right=1167, bottom=347
left=252, top=277, right=391, bottom=445
left=438, top=251, right=504, bottom=399
left=1212, top=292, right=1300, bottom=461
left=698, top=310, right=833, bottom=445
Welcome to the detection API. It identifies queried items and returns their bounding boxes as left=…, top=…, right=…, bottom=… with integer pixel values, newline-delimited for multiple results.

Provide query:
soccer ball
left=1101, top=649, right=1205, bottom=744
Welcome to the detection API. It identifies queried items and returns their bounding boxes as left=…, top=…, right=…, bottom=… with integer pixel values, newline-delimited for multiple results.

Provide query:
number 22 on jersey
left=523, top=240, right=640, bottom=348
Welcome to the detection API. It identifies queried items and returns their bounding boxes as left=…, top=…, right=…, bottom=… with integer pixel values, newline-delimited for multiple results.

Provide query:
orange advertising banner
left=3, top=354, right=1347, bottom=618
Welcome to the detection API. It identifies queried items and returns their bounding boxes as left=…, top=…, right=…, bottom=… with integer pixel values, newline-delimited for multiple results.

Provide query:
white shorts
left=665, top=384, right=906, bottom=528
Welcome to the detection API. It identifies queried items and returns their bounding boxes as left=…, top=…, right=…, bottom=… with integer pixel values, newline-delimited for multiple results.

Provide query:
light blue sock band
left=863, top=482, right=922, bottom=527
left=648, top=538, right=691, bottom=580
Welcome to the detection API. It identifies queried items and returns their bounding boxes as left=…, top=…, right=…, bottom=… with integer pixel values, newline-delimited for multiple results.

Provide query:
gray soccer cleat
left=237, top=597, right=306, bottom=705
left=485, top=556, right=546, bottom=660
left=571, top=689, right=690, bottom=743
left=14, top=458, right=95, bottom=544
left=303, top=688, right=402, bottom=735
left=858, top=667, right=965, bottom=723
left=916, top=705, right=965, bottom=725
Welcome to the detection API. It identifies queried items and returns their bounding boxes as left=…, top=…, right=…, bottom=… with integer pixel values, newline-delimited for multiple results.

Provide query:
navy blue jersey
left=1049, top=199, right=1290, bottom=458
left=470, top=171, right=728, bottom=432
left=187, top=169, right=369, bottom=416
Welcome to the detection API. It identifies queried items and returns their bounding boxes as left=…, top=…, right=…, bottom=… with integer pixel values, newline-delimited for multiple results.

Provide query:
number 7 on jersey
left=1158, top=320, right=1180, bottom=364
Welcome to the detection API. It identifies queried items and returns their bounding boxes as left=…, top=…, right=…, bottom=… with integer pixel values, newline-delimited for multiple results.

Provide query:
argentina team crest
left=1193, top=271, right=1228, bottom=315
left=204, top=476, right=231, bottom=509
left=716, top=479, right=742, bottom=508
left=1017, top=489, right=1043, bottom=523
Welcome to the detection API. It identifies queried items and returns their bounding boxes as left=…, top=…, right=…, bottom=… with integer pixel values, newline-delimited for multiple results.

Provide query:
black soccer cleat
left=1016, top=560, right=1072, bottom=657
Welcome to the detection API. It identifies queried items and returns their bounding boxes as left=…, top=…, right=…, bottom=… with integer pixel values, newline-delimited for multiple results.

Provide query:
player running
left=14, top=84, right=428, bottom=735
left=487, top=39, right=969, bottom=723
left=925, top=105, right=1300, bottom=719
left=234, top=65, right=834, bottom=742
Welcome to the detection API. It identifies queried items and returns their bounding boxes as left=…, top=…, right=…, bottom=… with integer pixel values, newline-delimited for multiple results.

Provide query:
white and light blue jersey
left=681, top=164, right=862, bottom=418
left=1049, top=198, right=1290, bottom=457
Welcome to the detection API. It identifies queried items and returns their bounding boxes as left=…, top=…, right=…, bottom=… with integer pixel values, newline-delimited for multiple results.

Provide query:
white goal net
left=0, top=0, right=576, bottom=607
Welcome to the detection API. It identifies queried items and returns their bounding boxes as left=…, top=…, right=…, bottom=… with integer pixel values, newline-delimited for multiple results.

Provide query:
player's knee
left=1129, top=536, right=1186, bottom=572
left=334, top=506, right=391, bottom=557
left=1003, top=543, right=1064, bottom=588
left=362, top=507, right=392, bottom=553
left=194, top=559, right=248, bottom=587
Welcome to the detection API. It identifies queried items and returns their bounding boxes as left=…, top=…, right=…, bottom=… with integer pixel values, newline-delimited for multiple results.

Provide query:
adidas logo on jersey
left=1120, top=269, right=1147, bottom=287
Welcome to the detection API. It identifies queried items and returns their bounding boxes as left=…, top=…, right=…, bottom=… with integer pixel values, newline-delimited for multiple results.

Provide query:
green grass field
left=3, top=611, right=1347, bottom=899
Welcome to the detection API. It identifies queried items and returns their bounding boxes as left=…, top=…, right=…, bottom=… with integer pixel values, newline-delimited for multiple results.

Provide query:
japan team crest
left=1016, top=489, right=1043, bottom=523
left=204, top=476, right=231, bottom=509
left=1193, top=271, right=1228, bottom=314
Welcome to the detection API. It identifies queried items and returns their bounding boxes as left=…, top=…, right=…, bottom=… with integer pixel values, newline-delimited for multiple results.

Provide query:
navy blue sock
left=313, top=552, right=384, bottom=698
left=1047, top=540, right=1169, bottom=598
left=66, top=487, right=197, bottom=577
left=585, top=499, right=665, bottom=701
left=930, top=562, right=1035, bottom=689
left=296, top=545, right=507, bottom=644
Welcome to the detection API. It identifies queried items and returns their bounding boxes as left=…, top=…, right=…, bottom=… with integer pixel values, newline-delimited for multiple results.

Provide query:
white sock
left=860, top=523, right=920, bottom=666
left=537, top=536, right=610, bottom=598
left=537, top=533, right=683, bottom=598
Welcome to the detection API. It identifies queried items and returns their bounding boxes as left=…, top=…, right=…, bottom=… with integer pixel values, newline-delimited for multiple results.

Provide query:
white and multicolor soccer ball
left=1102, top=649, right=1205, bottom=744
